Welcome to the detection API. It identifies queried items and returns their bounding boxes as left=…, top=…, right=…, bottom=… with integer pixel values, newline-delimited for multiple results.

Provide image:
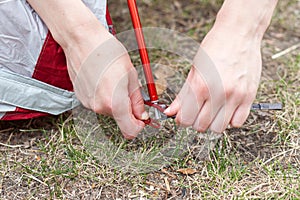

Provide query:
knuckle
left=247, top=86, right=258, bottom=99
left=224, top=85, right=235, bottom=98
left=120, top=124, right=143, bottom=139
left=237, top=86, right=248, bottom=97
left=118, top=114, right=144, bottom=128
left=131, top=93, right=144, bottom=106
left=225, top=84, right=251, bottom=100
left=198, top=85, right=209, bottom=99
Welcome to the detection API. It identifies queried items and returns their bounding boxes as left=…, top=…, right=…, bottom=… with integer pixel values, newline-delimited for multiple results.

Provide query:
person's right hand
left=67, top=27, right=149, bottom=139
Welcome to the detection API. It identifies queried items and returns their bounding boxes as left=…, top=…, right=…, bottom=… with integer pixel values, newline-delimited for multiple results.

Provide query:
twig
left=44, top=131, right=58, bottom=148
left=0, top=128, right=14, bottom=134
left=0, top=142, right=23, bottom=148
left=272, top=43, right=300, bottom=59
left=243, top=183, right=270, bottom=196
left=261, top=147, right=300, bottom=166
left=24, top=174, right=48, bottom=186
left=96, top=186, right=103, bottom=199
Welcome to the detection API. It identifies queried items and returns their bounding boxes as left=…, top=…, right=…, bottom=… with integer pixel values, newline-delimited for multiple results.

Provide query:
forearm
left=212, top=0, right=278, bottom=40
left=26, top=0, right=111, bottom=50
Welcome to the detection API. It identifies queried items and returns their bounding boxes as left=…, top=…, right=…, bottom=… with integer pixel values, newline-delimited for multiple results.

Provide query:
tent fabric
left=0, top=0, right=112, bottom=120
left=0, top=69, right=80, bottom=115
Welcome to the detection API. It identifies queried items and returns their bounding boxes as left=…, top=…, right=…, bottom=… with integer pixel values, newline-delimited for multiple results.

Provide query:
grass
left=1, top=53, right=298, bottom=200
left=1, top=0, right=300, bottom=199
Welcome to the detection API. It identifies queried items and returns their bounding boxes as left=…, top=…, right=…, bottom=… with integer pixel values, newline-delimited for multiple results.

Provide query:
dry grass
left=0, top=0, right=300, bottom=199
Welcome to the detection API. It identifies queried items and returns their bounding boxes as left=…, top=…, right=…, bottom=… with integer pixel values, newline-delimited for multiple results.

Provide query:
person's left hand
left=164, top=25, right=262, bottom=133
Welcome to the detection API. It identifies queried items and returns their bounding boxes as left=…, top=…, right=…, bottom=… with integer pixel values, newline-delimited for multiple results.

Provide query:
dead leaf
left=176, top=168, right=198, bottom=175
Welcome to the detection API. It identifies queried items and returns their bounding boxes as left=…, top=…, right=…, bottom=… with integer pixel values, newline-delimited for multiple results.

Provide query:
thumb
left=164, top=96, right=180, bottom=116
left=128, top=68, right=149, bottom=121
left=112, top=95, right=145, bottom=140
left=112, top=70, right=145, bottom=139
left=164, top=77, right=191, bottom=117
left=130, top=88, right=149, bottom=121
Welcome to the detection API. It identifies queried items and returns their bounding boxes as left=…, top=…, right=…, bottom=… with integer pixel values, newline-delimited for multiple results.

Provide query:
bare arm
left=213, top=0, right=278, bottom=40
left=26, top=0, right=112, bottom=71
left=165, top=0, right=278, bottom=133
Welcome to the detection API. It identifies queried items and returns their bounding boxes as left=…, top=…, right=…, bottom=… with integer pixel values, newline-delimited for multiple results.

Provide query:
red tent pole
left=127, top=0, right=158, bottom=102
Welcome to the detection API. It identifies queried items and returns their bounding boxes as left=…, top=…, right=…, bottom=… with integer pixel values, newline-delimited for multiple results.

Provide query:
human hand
left=26, top=0, right=148, bottom=139
left=164, top=26, right=262, bottom=133
left=67, top=29, right=148, bottom=139
left=164, top=0, right=278, bottom=133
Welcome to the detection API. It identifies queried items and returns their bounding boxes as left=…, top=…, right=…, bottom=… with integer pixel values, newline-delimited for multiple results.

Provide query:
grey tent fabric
left=0, top=69, right=80, bottom=115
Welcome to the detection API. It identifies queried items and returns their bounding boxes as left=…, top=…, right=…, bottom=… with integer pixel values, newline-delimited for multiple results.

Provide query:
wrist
left=52, top=13, right=112, bottom=51
left=213, top=0, right=278, bottom=40
left=64, top=23, right=114, bottom=78
left=58, top=18, right=113, bottom=73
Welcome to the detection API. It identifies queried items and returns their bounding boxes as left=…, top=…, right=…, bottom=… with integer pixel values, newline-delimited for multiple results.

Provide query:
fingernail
left=141, top=111, right=149, bottom=120
left=164, top=107, right=171, bottom=114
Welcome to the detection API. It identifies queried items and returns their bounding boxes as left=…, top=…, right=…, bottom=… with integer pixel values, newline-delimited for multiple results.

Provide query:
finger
left=130, top=87, right=149, bottom=120
left=111, top=74, right=145, bottom=139
left=164, top=97, right=180, bottom=117
left=128, top=68, right=149, bottom=120
left=113, top=95, right=145, bottom=139
left=164, top=69, right=197, bottom=117
left=208, top=94, right=242, bottom=132
left=175, top=85, right=204, bottom=127
left=166, top=68, right=208, bottom=126
left=230, top=103, right=252, bottom=128
left=230, top=87, right=257, bottom=127
left=192, top=100, right=222, bottom=133
left=209, top=104, right=237, bottom=133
